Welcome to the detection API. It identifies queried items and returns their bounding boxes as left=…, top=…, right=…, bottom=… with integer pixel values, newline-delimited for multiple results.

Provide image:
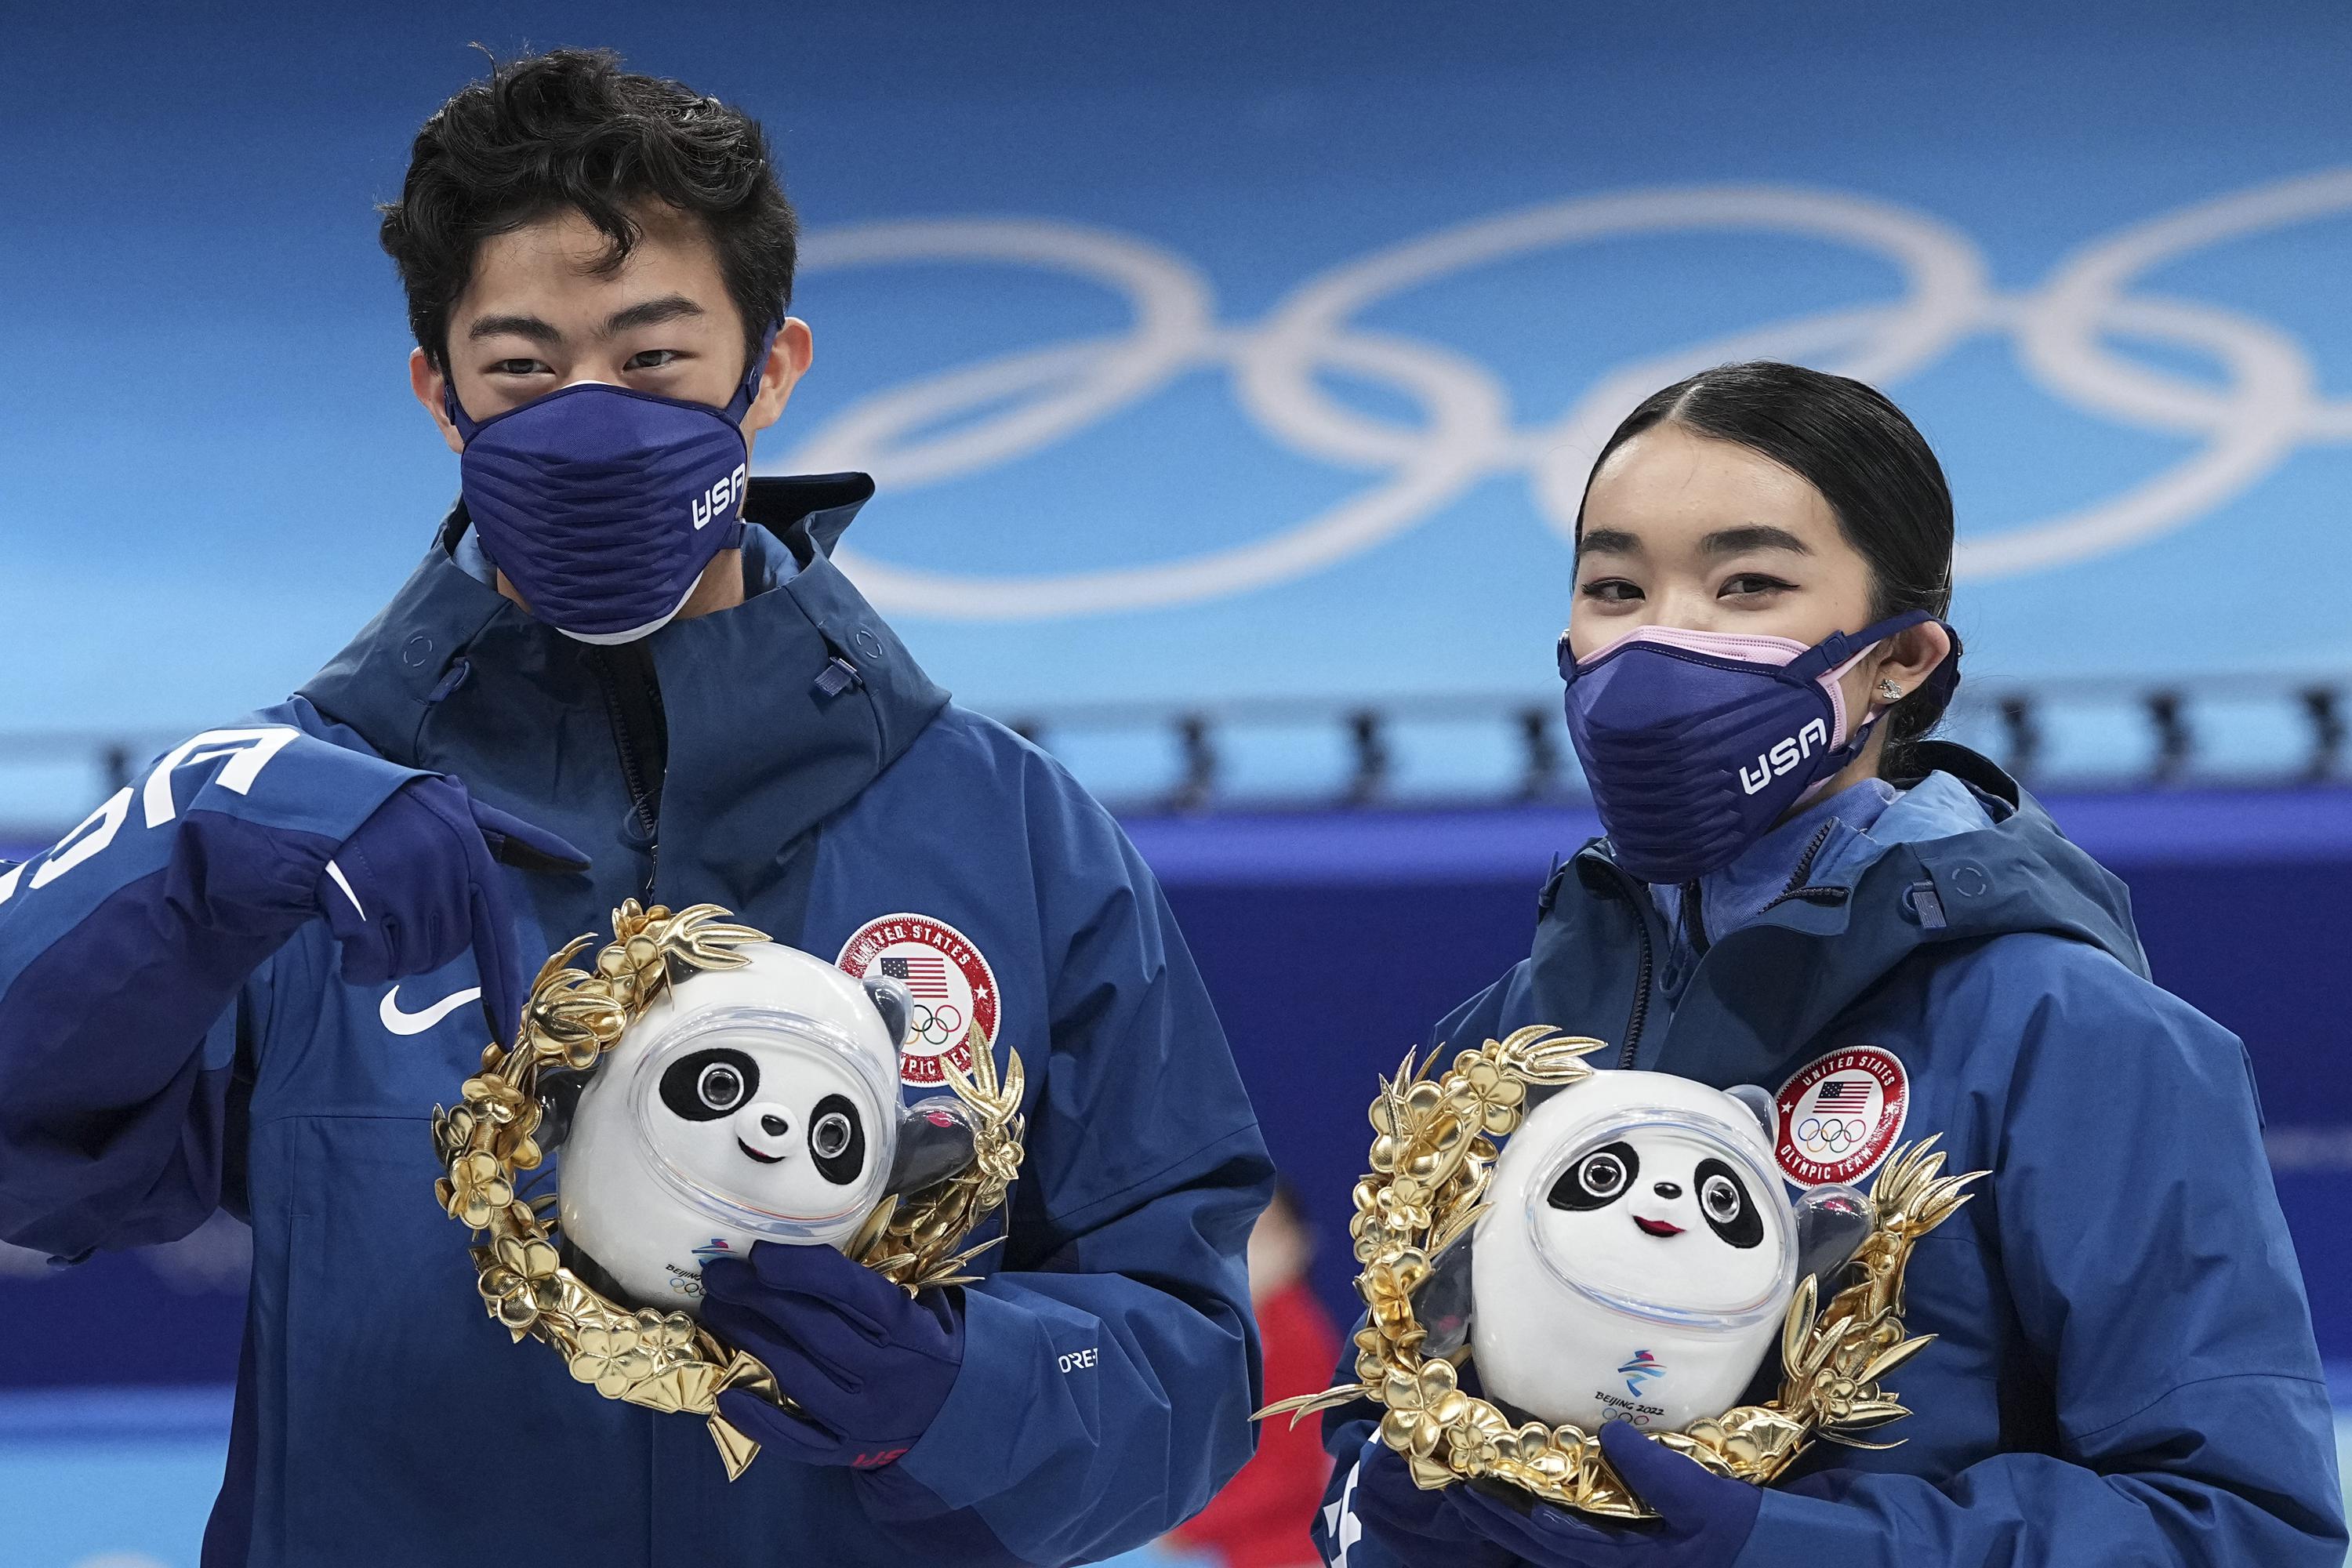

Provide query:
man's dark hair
left=380, top=48, right=797, bottom=376
left=1577, top=361, right=1962, bottom=780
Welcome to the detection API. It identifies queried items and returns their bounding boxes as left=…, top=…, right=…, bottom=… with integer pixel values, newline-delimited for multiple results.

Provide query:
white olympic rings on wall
left=776, top=170, right=2352, bottom=621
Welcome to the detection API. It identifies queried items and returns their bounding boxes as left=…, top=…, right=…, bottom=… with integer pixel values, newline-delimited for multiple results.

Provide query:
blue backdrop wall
left=8, top=1, right=2352, bottom=818
left=7, top=788, right=2350, bottom=1385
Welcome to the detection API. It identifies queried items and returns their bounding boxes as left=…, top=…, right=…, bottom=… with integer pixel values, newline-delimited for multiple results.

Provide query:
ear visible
left=1725, top=1084, right=1777, bottom=1138
left=534, top=1066, right=593, bottom=1151
left=862, top=974, right=913, bottom=1049
left=1792, top=1182, right=1876, bottom=1290
left=1410, top=1232, right=1477, bottom=1359
left=1869, top=620, right=1954, bottom=709
left=409, top=348, right=466, bottom=456
left=888, top=1098, right=978, bottom=1194
left=741, top=317, right=813, bottom=445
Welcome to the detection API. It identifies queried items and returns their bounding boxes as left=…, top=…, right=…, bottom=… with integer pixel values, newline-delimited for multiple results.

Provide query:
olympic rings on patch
left=1795, top=1116, right=1871, bottom=1152
left=898, top=998, right=967, bottom=1049
left=775, top=170, right=2352, bottom=619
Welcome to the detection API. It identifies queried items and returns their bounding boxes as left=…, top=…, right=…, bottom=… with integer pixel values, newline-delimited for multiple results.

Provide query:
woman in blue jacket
left=1315, top=361, right=2346, bottom=1568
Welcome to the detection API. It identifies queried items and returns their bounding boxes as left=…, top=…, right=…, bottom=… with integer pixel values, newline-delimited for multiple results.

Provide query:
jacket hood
left=1537, top=742, right=2150, bottom=1071
left=294, top=474, right=949, bottom=933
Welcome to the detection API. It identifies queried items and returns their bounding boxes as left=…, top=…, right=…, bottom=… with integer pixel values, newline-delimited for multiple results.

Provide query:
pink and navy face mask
left=1559, top=611, right=1955, bottom=887
left=445, top=325, right=778, bottom=644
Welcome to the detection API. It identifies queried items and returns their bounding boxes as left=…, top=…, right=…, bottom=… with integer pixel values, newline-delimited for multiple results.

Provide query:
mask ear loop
left=443, top=374, right=483, bottom=447
left=438, top=369, right=495, bottom=565
left=1785, top=612, right=1958, bottom=812
left=1780, top=610, right=1944, bottom=744
left=725, top=321, right=784, bottom=426
left=706, top=323, right=784, bottom=552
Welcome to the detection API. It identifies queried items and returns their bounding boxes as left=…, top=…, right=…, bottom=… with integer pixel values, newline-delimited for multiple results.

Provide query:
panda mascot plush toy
left=554, top=941, right=973, bottom=1313
left=1419, top=1069, right=1872, bottom=1434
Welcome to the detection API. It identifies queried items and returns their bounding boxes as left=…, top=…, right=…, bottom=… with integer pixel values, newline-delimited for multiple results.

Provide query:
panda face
left=645, top=1040, right=875, bottom=1218
left=1531, top=1126, right=1784, bottom=1314
left=1548, top=1142, right=1765, bottom=1249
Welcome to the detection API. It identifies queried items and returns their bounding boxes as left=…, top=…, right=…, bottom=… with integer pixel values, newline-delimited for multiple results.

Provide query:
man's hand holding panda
left=700, top=1242, right=964, bottom=1470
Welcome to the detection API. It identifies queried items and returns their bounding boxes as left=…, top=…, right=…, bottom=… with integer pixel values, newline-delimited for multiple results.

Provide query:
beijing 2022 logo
left=775, top=170, right=2352, bottom=619
left=1619, top=1350, right=1666, bottom=1396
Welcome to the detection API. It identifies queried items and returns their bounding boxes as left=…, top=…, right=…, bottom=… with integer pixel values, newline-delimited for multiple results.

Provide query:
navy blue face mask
left=1559, top=611, right=1957, bottom=886
left=445, top=325, right=778, bottom=644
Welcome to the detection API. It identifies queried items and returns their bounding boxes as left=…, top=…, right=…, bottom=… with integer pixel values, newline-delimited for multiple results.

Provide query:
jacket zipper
left=1606, top=864, right=1656, bottom=1069
left=1609, top=820, right=1849, bottom=1068
left=1679, top=880, right=1711, bottom=955
left=591, top=646, right=669, bottom=902
left=1757, top=884, right=1849, bottom=915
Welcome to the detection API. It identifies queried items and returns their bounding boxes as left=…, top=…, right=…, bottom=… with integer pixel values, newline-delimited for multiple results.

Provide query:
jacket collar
left=1538, top=743, right=2149, bottom=1074
left=296, top=474, right=948, bottom=918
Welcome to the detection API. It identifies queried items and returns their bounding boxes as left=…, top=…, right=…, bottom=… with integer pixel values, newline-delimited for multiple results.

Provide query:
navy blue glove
left=702, top=1240, right=964, bottom=1470
left=1451, top=1421, right=1762, bottom=1568
left=1319, top=1439, right=1517, bottom=1568
left=317, top=776, right=586, bottom=1044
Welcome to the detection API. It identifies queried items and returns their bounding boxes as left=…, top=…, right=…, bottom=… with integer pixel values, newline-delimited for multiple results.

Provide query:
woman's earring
left=1877, top=678, right=1905, bottom=701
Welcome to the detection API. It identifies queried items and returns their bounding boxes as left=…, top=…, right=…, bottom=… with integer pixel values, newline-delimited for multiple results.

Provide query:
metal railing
left=2, top=673, right=2345, bottom=831
left=995, top=672, right=2352, bottom=814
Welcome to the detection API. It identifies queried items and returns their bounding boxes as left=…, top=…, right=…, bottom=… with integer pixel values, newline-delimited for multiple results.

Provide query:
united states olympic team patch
left=1772, top=1045, right=1909, bottom=1187
left=836, top=914, right=1000, bottom=1088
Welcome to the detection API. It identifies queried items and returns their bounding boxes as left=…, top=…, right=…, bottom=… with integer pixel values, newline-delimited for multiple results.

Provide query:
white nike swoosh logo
left=380, top=985, right=483, bottom=1036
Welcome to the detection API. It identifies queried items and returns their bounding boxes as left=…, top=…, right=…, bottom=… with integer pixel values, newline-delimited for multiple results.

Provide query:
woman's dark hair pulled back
left=1578, top=360, right=1962, bottom=780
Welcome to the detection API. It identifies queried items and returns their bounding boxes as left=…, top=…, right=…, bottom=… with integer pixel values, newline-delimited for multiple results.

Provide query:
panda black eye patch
left=1548, top=1142, right=1640, bottom=1210
left=1695, top=1157, right=1763, bottom=1249
left=808, top=1093, right=867, bottom=1185
left=659, top=1047, right=761, bottom=1122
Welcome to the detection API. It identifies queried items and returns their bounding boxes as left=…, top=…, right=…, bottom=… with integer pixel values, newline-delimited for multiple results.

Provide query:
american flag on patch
left=1814, top=1080, right=1871, bottom=1109
left=880, top=954, right=953, bottom=1000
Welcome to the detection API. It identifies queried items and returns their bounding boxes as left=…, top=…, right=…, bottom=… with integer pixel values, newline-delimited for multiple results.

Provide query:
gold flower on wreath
left=1261, top=1025, right=1984, bottom=1518
left=477, top=1233, right=565, bottom=1334
left=431, top=900, right=1028, bottom=1480
left=437, top=1150, right=512, bottom=1232
left=568, top=1312, right=699, bottom=1400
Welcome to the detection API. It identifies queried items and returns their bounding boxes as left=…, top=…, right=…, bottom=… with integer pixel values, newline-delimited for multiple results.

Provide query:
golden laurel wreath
left=1260, top=1026, right=1981, bottom=1518
left=430, top=899, right=1026, bottom=1480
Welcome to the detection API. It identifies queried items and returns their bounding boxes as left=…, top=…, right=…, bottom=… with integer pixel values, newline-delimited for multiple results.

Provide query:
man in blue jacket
left=0, top=49, right=1271, bottom=1567
left=1313, top=744, right=2345, bottom=1566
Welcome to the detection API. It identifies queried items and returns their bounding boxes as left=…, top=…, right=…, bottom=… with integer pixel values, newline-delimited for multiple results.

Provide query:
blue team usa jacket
left=0, top=476, right=1273, bottom=1568
left=1319, top=749, right=2345, bottom=1567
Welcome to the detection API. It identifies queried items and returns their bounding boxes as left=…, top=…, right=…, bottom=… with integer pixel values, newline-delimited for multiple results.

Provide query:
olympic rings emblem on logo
left=1774, top=1047, right=1910, bottom=1187
left=1794, top=1116, right=1871, bottom=1153
left=837, top=913, right=1002, bottom=1088
left=906, top=1003, right=965, bottom=1048
left=775, top=169, right=2352, bottom=619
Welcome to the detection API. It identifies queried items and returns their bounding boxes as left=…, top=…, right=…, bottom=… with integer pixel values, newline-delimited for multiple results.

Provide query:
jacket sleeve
left=1737, top=944, right=2347, bottom=1567
left=1431, top=960, right=1535, bottom=1057
left=0, top=709, right=414, bottom=1257
left=869, top=757, right=1275, bottom=1566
